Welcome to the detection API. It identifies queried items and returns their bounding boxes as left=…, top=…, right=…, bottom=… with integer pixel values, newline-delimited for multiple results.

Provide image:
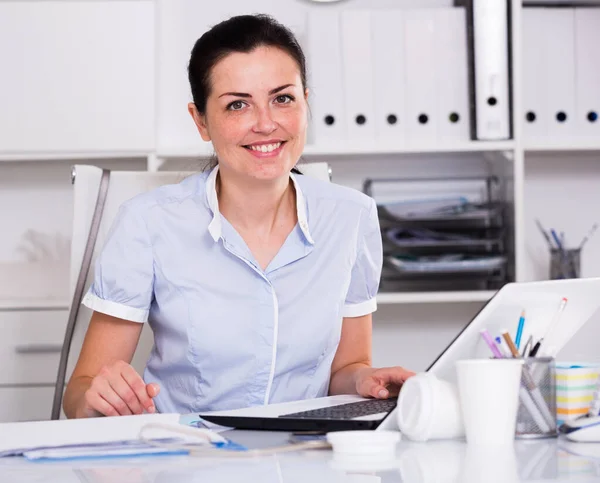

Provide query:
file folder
left=341, top=10, right=375, bottom=140
left=306, top=10, right=346, bottom=143
left=574, top=8, right=600, bottom=141
left=466, top=0, right=511, bottom=140
left=522, top=8, right=549, bottom=143
left=543, top=8, right=576, bottom=140
left=404, top=9, right=438, bottom=144
left=434, top=8, right=470, bottom=143
left=372, top=9, right=405, bottom=143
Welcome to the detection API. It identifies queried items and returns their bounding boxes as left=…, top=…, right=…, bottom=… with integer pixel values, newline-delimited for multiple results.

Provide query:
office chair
left=51, top=161, right=331, bottom=419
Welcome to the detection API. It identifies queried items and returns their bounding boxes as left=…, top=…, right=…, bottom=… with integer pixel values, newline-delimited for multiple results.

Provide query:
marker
left=515, top=310, right=526, bottom=350
left=480, top=329, right=504, bottom=358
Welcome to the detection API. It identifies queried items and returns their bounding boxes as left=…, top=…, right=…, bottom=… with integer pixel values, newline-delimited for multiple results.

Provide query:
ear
left=304, top=88, right=309, bottom=101
left=187, top=103, right=211, bottom=142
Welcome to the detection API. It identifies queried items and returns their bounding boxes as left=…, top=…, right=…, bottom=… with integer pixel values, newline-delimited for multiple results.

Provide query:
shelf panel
left=0, top=299, right=69, bottom=311
left=376, top=290, right=496, bottom=304
left=525, top=142, right=600, bottom=153
left=0, top=151, right=150, bottom=162
left=156, top=140, right=515, bottom=161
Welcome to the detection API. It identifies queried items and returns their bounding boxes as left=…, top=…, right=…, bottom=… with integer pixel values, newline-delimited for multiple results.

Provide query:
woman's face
left=189, top=46, right=308, bottom=182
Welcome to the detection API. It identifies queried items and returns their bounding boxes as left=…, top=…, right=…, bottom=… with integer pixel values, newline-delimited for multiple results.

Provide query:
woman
left=63, top=14, right=415, bottom=419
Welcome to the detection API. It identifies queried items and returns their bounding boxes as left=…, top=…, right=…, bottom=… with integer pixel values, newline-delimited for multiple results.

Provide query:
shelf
left=376, top=290, right=497, bottom=304
left=0, top=151, right=150, bottom=162
left=525, top=141, right=600, bottom=153
left=0, top=299, right=70, bottom=311
left=156, top=140, right=515, bottom=161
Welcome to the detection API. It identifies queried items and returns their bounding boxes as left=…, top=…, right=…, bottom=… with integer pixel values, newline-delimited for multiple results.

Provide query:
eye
left=274, top=94, right=294, bottom=105
left=227, top=100, right=246, bottom=111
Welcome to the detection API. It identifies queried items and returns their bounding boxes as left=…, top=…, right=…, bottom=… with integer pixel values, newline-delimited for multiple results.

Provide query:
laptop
left=199, top=278, right=600, bottom=432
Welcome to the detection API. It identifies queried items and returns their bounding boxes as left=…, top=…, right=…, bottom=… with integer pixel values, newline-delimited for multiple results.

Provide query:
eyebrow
left=218, top=84, right=295, bottom=99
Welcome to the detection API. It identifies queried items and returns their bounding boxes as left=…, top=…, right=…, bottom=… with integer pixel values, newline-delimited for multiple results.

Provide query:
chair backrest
left=65, top=162, right=331, bottom=401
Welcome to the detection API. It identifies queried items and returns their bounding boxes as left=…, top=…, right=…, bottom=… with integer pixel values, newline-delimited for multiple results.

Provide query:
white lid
left=396, top=372, right=435, bottom=441
left=326, top=430, right=399, bottom=456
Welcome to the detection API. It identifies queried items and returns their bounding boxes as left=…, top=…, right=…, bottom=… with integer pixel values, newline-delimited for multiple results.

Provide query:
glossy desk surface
left=1, top=430, right=599, bottom=483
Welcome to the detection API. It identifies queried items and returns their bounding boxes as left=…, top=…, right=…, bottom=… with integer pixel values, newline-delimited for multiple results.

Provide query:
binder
left=306, top=10, right=346, bottom=143
left=574, top=8, right=600, bottom=141
left=466, top=0, right=511, bottom=140
left=434, top=8, right=470, bottom=144
left=340, top=10, right=375, bottom=140
left=543, top=8, right=576, bottom=140
left=522, top=8, right=549, bottom=143
left=372, top=9, right=405, bottom=143
left=403, top=9, right=438, bottom=144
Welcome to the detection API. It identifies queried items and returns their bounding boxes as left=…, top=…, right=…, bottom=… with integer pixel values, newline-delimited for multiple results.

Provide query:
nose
left=252, top=105, right=277, bottom=134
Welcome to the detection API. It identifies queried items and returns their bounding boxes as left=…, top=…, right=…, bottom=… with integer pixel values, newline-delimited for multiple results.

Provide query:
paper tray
left=377, top=202, right=504, bottom=230
left=384, top=255, right=507, bottom=275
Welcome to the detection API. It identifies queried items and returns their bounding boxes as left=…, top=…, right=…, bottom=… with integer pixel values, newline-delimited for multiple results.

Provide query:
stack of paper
left=0, top=413, right=187, bottom=460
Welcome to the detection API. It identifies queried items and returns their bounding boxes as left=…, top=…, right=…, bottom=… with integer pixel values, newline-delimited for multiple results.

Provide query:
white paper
left=0, top=413, right=180, bottom=455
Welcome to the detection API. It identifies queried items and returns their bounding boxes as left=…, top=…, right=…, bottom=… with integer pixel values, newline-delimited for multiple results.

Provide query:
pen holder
left=550, top=248, right=581, bottom=280
left=516, top=357, right=557, bottom=439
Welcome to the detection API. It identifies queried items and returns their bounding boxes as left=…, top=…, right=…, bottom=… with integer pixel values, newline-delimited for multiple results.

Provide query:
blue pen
left=550, top=229, right=563, bottom=250
left=515, top=310, right=526, bottom=350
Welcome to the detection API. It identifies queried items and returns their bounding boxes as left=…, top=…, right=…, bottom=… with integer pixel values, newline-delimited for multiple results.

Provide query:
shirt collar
left=205, top=165, right=314, bottom=245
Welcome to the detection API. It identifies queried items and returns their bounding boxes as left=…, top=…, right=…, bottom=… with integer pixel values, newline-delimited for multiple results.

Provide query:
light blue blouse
left=82, top=166, right=383, bottom=414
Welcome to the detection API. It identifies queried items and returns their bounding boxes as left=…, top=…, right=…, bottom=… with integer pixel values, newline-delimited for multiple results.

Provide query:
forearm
left=63, top=375, right=93, bottom=419
left=329, top=362, right=371, bottom=395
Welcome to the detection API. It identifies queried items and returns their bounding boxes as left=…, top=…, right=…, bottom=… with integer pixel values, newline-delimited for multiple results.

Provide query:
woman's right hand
left=79, top=360, right=160, bottom=418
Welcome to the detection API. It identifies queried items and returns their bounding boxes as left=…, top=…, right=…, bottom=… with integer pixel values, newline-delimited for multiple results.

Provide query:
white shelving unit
left=0, top=0, right=598, bottom=308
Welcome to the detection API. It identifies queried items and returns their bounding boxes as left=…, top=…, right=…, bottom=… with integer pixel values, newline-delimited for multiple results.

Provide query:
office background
left=1, top=0, right=600, bottom=422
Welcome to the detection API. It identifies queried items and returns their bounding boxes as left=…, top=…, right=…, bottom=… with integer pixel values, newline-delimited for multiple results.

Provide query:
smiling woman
left=62, top=14, right=414, bottom=420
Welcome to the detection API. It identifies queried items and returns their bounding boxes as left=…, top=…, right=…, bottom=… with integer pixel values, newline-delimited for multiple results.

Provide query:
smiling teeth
left=249, top=142, right=281, bottom=153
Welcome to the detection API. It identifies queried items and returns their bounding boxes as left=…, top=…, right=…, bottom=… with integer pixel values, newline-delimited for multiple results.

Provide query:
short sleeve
left=81, top=204, right=154, bottom=323
left=343, top=198, right=383, bottom=318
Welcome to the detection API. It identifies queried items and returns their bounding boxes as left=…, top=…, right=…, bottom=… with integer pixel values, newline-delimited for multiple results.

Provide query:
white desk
left=0, top=430, right=598, bottom=482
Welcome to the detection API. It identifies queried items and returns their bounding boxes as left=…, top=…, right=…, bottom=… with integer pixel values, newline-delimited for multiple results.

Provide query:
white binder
left=543, top=8, right=576, bottom=140
left=574, top=8, right=600, bottom=141
left=372, top=9, right=405, bottom=143
left=522, top=8, right=549, bottom=143
left=404, top=9, right=438, bottom=144
left=341, top=10, right=375, bottom=140
left=306, top=10, right=346, bottom=143
left=468, top=0, right=511, bottom=140
left=434, top=8, right=470, bottom=144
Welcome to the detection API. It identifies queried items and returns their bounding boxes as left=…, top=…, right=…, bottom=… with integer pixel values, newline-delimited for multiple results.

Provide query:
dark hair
left=188, top=14, right=307, bottom=174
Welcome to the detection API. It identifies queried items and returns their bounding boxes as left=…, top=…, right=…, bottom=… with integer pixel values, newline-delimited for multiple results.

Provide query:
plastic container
left=326, top=430, right=399, bottom=458
left=396, top=372, right=465, bottom=442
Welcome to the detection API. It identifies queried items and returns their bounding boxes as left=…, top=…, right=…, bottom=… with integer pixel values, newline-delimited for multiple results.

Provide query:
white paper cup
left=456, top=359, right=524, bottom=445
left=397, top=372, right=465, bottom=442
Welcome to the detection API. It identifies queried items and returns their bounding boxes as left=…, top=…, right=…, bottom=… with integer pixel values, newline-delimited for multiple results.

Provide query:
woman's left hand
left=356, top=366, right=416, bottom=399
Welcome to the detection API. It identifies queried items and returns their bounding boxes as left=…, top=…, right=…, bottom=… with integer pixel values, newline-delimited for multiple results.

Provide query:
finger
left=85, top=390, right=119, bottom=417
left=95, top=378, right=133, bottom=416
left=121, top=364, right=156, bottom=413
left=146, top=382, right=160, bottom=399
left=110, top=373, right=145, bottom=415
left=374, top=367, right=416, bottom=386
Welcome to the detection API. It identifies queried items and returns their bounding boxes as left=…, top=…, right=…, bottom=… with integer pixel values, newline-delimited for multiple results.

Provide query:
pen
left=579, top=222, right=598, bottom=249
left=495, top=336, right=511, bottom=358
left=515, top=310, right=526, bottom=350
left=529, top=340, right=541, bottom=357
left=480, top=329, right=504, bottom=358
left=535, top=219, right=554, bottom=250
left=537, top=297, right=568, bottom=357
left=522, top=335, right=533, bottom=358
left=502, top=331, right=556, bottom=430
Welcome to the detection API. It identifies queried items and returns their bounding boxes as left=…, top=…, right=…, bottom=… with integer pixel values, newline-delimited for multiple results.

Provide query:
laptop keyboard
left=278, top=398, right=397, bottom=420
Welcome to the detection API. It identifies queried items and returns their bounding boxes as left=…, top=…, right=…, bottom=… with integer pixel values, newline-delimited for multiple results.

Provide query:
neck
left=216, top=168, right=296, bottom=233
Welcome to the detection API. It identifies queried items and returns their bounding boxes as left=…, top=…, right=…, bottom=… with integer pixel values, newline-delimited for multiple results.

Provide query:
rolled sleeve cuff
left=343, top=297, right=377, bottom=318
left=82, top=292, right=148, bottom=323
